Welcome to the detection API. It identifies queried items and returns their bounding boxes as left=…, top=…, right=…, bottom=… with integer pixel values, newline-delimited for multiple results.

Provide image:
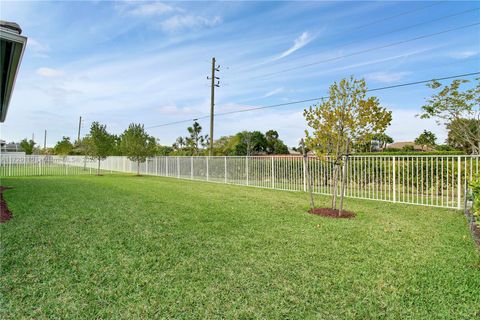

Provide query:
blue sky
left=1, top=1, right=479, bottom=147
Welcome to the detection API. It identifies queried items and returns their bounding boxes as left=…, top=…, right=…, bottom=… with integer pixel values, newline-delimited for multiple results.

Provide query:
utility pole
left=207, top=57, right=220, bottom=156
left=44, top=130, right=47, bottom=149
left=77, top=116, right=82, bottom=143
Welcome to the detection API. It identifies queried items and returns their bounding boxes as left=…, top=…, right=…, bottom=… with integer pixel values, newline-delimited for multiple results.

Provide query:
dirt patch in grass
left=308, top=208, right=356, bottom=219
left=0, top=186, right=13, bottom=223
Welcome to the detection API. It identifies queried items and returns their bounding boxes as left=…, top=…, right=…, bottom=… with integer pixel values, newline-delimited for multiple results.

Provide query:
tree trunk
left=339, top=156, right=349, bottom=215
left=97, top=158, right=101, bottom=175
left=331, top=162, right=339, bottom=210
left=137, top=160, right=140, bottom=176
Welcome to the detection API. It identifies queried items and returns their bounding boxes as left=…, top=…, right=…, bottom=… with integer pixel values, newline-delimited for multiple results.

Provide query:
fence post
left=246, top=156, right=249, bottom=186
left=155, top=157, right=158, bottom=176
left=224, top=156, right=227, bottom=183
left=166, top=157, right=169, bottom=177
left=303, top=156, right=307, bottom=192
left=191, top=157, right=193, bottom=180
left=392, top=156, right=396, bottom=202
left=206, top=157, right=209, bottom=181
left=271, top=156, right=275, bottom=189
left=177, top=157, right=180, bottom=178
left=457, top=156, right=461, bottom=209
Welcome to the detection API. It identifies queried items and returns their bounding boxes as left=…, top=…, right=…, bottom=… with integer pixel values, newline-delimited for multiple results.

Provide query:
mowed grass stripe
left=1, top=175, right=479, bottom=319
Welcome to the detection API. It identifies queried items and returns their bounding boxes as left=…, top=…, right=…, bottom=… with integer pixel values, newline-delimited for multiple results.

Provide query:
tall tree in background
left=235, top=131, right=267, bottom=156
left=419, top=78, right=479, bottom=154
left=415, top=130, right=437, bottom=151
left=265, top=130, right=289, bottom=154
left=447, top=118, right=480, bottom=153
left=173, top=137, right=186, bottom=150
left=54, top=136, right=74, bottom=156
left=120, top=123, right=157, bottom=175
left=85, top=122, right=115, bottom=175
left=304, top=77, right=392, bottom=213
left=185, top=121, right=208, bottom=155
left=213, top=135, right=238, bottom=156
left=19, top=139, right=35, bottom=155
left=371, top=133, right=393, bottom=151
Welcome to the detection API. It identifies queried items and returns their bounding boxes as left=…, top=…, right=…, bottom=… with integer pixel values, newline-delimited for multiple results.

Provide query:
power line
left=249, top=22, right=480, bottom=80
left=146, top=72, right=480, bottom=129
left=322, top=8, right=479, bottom=58
left=240, top=7, right=478, bottom=79
left=339, top=1, right=443, bottom=32
left=230, top=1, right=445, bottom=76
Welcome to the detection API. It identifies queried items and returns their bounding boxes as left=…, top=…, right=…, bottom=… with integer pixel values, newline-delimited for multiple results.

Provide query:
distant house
left=386, top=141, right=434, bottom=152
left=0, top=139, right=25, bottom=155
left=1, top=140, right=22, bottom=152
left=288, top=148, right=301, bottom=155
left=287, top=148, right=316, bottom=156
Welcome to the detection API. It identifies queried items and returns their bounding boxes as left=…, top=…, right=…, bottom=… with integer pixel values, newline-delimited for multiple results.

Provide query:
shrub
left=470, top=178, right=480, bottom=227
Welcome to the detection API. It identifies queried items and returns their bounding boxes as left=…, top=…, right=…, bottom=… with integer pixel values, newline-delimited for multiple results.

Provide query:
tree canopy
left=415, top=130, right=437, bottom=150
left=53, top=136, right=74, bottom=156
left=234, top=131, right=268, bottom=156
left=446, top=118, right=480, bottom=154
left=419, top=78, right=479, bottom=154
left=304, top=77, right=392, bottom=156
left=20, top=139, right=35, bottom=155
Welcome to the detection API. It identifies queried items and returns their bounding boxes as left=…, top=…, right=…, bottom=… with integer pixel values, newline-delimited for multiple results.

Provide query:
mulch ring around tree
left=0, top=186, right=13, bottom=223
left=308, top=208, right=356, bottom=219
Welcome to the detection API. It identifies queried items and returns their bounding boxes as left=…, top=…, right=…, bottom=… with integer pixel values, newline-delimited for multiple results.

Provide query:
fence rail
left=1, top=155, right=479, bottom=209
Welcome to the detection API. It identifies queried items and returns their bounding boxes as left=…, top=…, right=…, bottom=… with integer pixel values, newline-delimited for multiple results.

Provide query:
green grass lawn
left=1, top=175, right=479, bottom=319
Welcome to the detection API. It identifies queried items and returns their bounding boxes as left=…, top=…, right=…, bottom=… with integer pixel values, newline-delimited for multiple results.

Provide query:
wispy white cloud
left=263, top=87, right=284, bottom=98
left=273, top=31, right=314, bottom=61
left=36, top=67, right=64, bottom=77
left=365, top=71, right=411, bottom=83
left=160, top=15, right=222, bottom=32
left=448, top=50, right=479, bottom=59
left=117, top=1, right=176, bottom=16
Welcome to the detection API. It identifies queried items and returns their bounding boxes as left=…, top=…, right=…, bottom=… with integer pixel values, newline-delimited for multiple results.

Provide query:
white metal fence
left=1, top=155, right=479, bottom=209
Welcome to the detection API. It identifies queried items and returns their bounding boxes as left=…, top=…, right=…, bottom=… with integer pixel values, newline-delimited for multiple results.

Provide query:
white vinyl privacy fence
left=1, top=155, right=479, bottom=209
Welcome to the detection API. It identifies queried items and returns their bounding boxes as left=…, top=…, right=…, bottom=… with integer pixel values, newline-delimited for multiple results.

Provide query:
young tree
left=53, top=136, right=74, bottom=156
left=414, top=130, right=437, bottom=151
left=304, top=76, right=392, bottom=213
left=185, top=121, right=208, bottom=155
left=20, top=139, right=35, bottom=155
left=419, top=78, right=479, bottom=154
left=120, top=123, right=157, bottom=175
left=85, top=122, right=115, bottom=175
